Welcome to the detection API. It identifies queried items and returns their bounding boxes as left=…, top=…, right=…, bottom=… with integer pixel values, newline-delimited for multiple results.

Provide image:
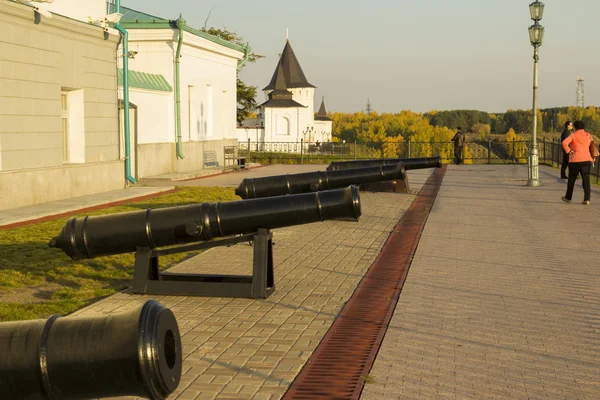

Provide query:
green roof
left=119, top=6, right=245, bottom=54
left=118, top=69, right=172, bottom=92
left=119, top=7, right=167, bottom=22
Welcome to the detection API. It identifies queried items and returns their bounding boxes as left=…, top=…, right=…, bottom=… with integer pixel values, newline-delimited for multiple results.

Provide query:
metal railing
left=238, top=138, right=600, bottom=182
left=541, top=138, right=600, bottom=183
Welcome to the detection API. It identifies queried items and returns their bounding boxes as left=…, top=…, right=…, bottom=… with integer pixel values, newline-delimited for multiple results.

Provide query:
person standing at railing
left=561, top=120, right=594, bottom=205
left=451, top=127, right=466, bottom=165
left=560, top=121, right=574, bottom=179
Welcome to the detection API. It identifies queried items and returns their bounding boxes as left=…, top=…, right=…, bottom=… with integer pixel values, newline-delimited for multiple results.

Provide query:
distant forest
left=329, top=106, right=600, bottom=143
left=424, top=106, right=600, bottom=135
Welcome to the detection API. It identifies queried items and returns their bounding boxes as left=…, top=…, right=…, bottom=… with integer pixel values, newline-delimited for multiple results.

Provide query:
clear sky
left=122, top=0, right=599, bottom=114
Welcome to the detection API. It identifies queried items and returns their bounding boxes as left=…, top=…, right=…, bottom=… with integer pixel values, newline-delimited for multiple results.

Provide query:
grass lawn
left=0, top=186, right=239, bottom=322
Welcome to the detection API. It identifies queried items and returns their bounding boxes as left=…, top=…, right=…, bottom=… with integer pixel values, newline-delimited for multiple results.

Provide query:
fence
left=541, top=138, right=600, bottom=183
left=238, top=138, right=600, bottom=182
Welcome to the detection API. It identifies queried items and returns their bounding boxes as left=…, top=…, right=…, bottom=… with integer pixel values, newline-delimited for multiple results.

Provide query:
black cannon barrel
left=49, top=186, right=361, bottom=260
left=0, top=300, right=181, bottom=400
left=235, top=162, right=405, bottom=200
left=326, top=156, right=442, bottom=171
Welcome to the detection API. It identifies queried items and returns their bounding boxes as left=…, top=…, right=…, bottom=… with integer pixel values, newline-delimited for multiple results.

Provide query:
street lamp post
left=255, top=122, right=259, bottom=151
left=526, top=1, right=545, bottom=187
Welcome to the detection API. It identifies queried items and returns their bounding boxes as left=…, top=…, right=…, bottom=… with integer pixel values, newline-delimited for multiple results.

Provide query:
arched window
left=277, top=117, right=290, bottom=135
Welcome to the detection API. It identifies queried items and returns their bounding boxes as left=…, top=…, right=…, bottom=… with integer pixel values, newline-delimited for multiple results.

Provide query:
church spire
left=259, top=61, right=306, bottom=108
left=315, top=97, right=332, bottom=121
left=263, top=40, right=315, bottom=91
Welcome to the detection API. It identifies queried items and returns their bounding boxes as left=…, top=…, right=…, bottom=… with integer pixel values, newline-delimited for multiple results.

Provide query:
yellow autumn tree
left=382, top=135, right=405, bottom=158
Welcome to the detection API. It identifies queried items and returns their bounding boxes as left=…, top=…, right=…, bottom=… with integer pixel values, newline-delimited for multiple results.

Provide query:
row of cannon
left=0, top=157, right=441, bottom=400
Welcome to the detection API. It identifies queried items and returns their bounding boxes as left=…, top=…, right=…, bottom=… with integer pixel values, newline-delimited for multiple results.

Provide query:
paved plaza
left=72, top=168, right=431, bottom=400
left=2, top=163, right=599, bottom=399
left=362, top=165, right=600, bottom=400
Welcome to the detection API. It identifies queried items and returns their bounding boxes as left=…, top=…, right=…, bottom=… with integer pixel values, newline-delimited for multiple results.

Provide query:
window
left=61, top=88, right=85, bottom=163
left=61, top=92, right=69, bottom=162
left=277, top=117, right=290, bottom=135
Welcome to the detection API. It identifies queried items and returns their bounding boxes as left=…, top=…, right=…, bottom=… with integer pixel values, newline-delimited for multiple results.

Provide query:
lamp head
left=528, top=23, right=545, bottom=47
left=529, top=1, right=544, bottom=22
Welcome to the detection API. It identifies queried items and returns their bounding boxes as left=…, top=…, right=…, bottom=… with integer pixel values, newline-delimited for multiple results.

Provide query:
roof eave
left=120, top=21, right=245, bottom=53
left=259, top=100, right=307, bottom=108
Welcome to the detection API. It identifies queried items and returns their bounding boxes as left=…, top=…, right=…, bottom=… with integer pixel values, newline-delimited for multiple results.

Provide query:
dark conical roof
left=263, top=40, right=315, bottom=91
left=315, top=97, right=332, bottom=121
left=259, top=61, right=306, bottom=108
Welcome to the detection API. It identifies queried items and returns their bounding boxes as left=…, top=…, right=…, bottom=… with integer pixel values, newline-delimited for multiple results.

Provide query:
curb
left=0, top=188, right=178, bottom=231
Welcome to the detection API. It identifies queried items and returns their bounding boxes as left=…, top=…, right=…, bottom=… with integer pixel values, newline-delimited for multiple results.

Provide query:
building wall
left=119, top=28, right=243, bottom=177
left=0, top=0, right=123, bottom=210
left=44, top=0, right=107, bottom=23
left=236, top=127, right=264, bottom=143
left=263, top=108, right=301, bottom=143
left=257, top=87, right=331, bottom=144
left=136, top=139, right=237, bottom=177
left=0, top=161, right=123, bottom=211
left=314, top=120, right=333, bottom=142
left=289, top=88, right=315, bottom=116
left=128, top=88, right=172, bottom=144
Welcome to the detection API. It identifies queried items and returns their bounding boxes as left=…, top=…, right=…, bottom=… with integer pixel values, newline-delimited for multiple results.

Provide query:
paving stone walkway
left=73, top=170, right=432, bottom=400
left=361, top=164, right=600, bottom=400
left=68, top=164, right=600, bottom=400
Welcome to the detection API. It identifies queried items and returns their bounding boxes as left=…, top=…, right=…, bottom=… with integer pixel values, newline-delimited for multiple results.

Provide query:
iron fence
left=541, top=138, right=600, bottom=183
left=238, top=138, right=600, bottom=182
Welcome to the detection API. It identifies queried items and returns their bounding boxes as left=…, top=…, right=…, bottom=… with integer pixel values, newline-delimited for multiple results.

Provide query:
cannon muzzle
left=50, top=186, right=361, bottom=260
left=0, top=300, right=181, bottom=400
left=235, top=163, right=405, bottom=199
left=326, top=156, right=442, bottom=171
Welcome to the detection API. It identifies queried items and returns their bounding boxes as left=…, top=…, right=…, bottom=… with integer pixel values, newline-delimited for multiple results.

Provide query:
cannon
left=0, top=300, right=181, bottom=400
left=49, top=186, right=361, bottom=298
left=326, top=156, right=442, bottom=171
left=50, top=186, right=360, bottom=260
left=235, top=162, right=406, bottom=200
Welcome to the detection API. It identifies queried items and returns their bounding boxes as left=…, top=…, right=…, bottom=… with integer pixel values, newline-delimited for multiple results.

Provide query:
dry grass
left=0, top=186, right=239, bottom=321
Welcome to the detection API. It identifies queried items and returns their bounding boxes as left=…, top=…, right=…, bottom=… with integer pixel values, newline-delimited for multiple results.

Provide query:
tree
left=236, top=79, right=257, bottom=125
left=472, top=123, right=491, bottom=140
left=502, top=110, right=530, bottom=133
left=201, top=27, right=264, bottom=124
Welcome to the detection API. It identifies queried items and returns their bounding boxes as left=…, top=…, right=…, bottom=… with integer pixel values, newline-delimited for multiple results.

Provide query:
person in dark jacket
left=560, top=121, right=574, bottom=178
left=451, top=127, right=466, bottom=165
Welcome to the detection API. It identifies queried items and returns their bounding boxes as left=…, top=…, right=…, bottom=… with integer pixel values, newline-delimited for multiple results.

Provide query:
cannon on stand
left=325, top=156, right=442, bottom=171
left=50, top=186, right=361, bottom=299
left=0, top=300, right=181, bottom=400
left=323, top=156, right=443, bottom=193
left=235, top=162, right=407, bottom=199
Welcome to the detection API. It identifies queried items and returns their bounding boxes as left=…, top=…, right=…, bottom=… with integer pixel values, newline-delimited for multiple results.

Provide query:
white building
left=237, top=40, right=332, bottom=145
left=118, top=7, right=247, bottom=178
left=0, top=0, right=123, bottom=211
left=1, top=0, right=249, bottom=212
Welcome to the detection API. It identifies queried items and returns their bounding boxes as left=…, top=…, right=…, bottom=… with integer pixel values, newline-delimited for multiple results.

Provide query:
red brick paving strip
left=282, top=166, right=447, bottom=400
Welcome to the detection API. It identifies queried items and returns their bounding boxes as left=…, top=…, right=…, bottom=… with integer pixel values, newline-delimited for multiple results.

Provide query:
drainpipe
left=114, top=0, right=136, bottom=183
left=236, top=43, right=252, bottom=71
left=175, top=16, right=185, bottom=159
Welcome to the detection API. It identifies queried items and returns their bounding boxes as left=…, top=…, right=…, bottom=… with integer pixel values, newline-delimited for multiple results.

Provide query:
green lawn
left=0, top=186, right=239, bottom=322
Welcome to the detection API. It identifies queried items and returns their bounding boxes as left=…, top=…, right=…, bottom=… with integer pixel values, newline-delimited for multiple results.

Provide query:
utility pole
left=576, top=76, right=585, bottom=108
left=365, top=98, right=372, bottom=115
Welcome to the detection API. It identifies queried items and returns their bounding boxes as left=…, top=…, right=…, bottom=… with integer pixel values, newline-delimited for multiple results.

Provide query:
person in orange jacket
left=561, top=120, right=594, bottom=205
